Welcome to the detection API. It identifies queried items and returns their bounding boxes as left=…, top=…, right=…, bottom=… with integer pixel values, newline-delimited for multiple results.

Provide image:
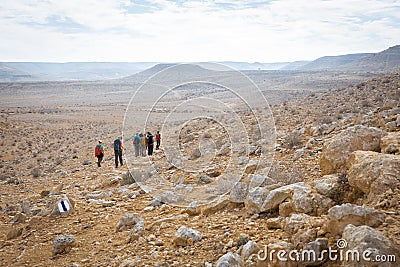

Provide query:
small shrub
left=320, top=116, right=334, bottom=124
left=31, top=168, right=41, bottom=178
left=283, top=132, right=303, bottom=149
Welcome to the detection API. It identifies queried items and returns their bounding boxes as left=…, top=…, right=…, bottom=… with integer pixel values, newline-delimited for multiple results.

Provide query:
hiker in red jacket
left=95, top=140, right=104, bottom=167
left=155, top=131, right=161, bottom=150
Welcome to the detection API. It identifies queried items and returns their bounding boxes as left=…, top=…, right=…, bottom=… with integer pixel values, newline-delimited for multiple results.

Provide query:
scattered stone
left=320, top=125, right=385, bottom=175
left=279, top=201, right=295, bottom=217
left=239, top=240, right=260, bottom=260
left=397, top=114, right=400, bottom=127
left=116, top=214, right=144, bottom=232
left=53, top=234, right=76, bottom=255
left=101, top=201, right=115, bottom=207
left=291, top=228, right=317, bottom=248
left=217, top=143, right=231, bottom=156
left=190, top=148, right=201, bottom=159
left=266, top=217, right=283, bottom=229
left=230, top=182, right=248, bottom=203
left=215, top=252, right=244, bottom=267
left=85, top=190, right=112, bottom=200
left=149, top=198, right=164, bottom=207
left=184, top=201, right=201, bottom=216
left=347, top=150, right=400, bottom=207
left=6, top=177, right=22, bottom=185
left=386, top=121, right=397, bottom=131
left=238, top=156, right=248, bottom=165
left=236, top=233, right=250, bottom=248
left=197, top=174, right=212, bottom=184
left=326, top=203, right=385, bottom=235
left=13, top=212, right=27, bottom=224
left=313, top=175, right=339, bottom=196
left=52, top=183, right=64, bottom=195
left=121, top=171, right=135, bottom=185
left=381, top=131, right=400, bottom=155
left=245, top=159, right=258, bottom=174
left=284, top=214, right=314, bottom=235
left=158, top=191, right=185, bottom=205
left=294, top=147, right=309, bottom=160
left=143, top=206, right=154, bottom=212
left=6, top=227, right=23, bottom=240
left=173, top=226, right=202, bottom=246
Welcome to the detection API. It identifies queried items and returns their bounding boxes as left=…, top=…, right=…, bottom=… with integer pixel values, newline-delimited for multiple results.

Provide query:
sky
left=0, top=0, right=400, bottom=63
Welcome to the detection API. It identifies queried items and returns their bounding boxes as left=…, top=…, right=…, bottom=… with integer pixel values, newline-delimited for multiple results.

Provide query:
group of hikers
left=94, top=131, right=161, bottom=168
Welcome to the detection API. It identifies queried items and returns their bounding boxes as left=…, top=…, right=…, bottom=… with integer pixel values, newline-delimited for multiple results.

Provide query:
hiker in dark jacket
left=94, top=140, right=104, bottom=167
left=147, top=132, right=154, bottom=156
left=114, top=137, right=123, bottom=168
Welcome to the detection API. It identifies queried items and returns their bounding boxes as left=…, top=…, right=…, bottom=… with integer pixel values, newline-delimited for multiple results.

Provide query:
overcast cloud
left=0, top=0, right=399, bottom=62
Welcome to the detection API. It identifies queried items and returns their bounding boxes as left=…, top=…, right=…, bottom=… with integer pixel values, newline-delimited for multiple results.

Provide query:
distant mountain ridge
left=341, top=45, right=400, bottom=71
left=0, top=45, right=399, bottom=81
left=299, top=53, right=373, bottom=70
left=0, top=62, right=157, bottom=82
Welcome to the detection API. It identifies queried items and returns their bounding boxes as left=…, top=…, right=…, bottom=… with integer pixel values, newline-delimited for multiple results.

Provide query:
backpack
left=114, top=139, right=121, bottom=151
left=95, top=144, right=102, bottom=156
left=133, top=136, right=140, bottom=145
left=147, top=135, right=154, bottom=145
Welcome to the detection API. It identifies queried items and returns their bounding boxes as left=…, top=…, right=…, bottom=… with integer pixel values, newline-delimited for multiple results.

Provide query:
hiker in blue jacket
left=133, top=133, right=141, bottom=157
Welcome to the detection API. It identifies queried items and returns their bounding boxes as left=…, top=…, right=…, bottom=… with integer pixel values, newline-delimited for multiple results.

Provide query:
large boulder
left=342, top=224, right=400, bottom=267
left=347, top=151, right=400, bottom=208
left=245, top=187, right=271, bottom=214
left=313, top=175, right=339, bottom=196
left=320, top=125, right=385, bottom=175
left=381, top=131, right=400, bottom=155
left=245, top=183, right=331, bottom=215
left=326, top=203, right=385, bottom=235
left=230, top=182, right=249, bottom=203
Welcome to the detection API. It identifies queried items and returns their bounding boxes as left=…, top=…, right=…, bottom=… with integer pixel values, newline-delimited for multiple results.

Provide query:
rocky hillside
left=0, top=74, right=399, bottom=266
left=299, top=53, right=372, bottom=71
left=342, top=45, right=400, bottom=72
